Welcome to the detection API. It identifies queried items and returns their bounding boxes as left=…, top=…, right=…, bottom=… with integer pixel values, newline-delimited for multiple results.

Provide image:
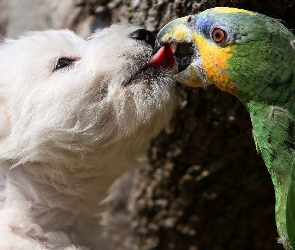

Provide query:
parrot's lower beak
left=156, top=16, right=209, bottom=88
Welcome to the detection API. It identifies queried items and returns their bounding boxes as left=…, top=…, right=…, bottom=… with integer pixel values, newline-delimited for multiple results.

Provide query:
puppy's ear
left=0, top=99, right=10, bottom=137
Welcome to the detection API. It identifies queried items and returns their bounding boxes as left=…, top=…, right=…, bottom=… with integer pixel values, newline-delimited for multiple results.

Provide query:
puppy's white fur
left=0, top=24, right=176, bottom=249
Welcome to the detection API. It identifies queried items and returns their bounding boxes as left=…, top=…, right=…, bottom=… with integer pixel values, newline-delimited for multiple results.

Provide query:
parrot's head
left=156, top=7, right=295, bottom=106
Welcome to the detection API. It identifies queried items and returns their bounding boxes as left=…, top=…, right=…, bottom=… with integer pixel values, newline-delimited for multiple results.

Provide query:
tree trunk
left=106, top=0, right=295, bottom=249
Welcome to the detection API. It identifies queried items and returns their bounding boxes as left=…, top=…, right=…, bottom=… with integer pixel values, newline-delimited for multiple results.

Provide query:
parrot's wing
left=287, top=158, right=295, bottom=249
left=249, top=103, right=295, bottom=249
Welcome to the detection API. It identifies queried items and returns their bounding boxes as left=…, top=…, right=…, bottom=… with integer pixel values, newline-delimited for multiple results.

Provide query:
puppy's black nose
left=129, top=29, right=155, bottom=47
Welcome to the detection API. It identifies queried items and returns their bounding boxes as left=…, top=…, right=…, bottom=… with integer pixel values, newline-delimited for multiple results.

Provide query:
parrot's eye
left=212, top=28, right=227, bottom=44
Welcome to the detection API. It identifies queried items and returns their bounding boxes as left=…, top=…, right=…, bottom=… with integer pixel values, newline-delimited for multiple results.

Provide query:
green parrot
left=156, top=7, right=295, bottom=249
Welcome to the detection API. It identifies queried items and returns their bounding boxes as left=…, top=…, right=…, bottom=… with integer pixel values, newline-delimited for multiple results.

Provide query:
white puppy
left=0, top=24, right=176, bottom=249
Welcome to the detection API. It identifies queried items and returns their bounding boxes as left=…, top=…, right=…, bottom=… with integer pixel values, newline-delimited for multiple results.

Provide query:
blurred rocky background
left=0, top=0, right=111, bottom=39
left=1, top=0, right=295, bottom=249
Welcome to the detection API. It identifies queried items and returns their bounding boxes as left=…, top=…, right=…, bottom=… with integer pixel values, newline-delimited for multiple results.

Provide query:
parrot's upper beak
left=156, top=16, right=209, bottom=88
left=156, top=16, right=194, bottom=45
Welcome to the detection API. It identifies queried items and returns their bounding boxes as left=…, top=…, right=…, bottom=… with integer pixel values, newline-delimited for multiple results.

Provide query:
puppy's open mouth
left=123, top=44, right=175, bottom=86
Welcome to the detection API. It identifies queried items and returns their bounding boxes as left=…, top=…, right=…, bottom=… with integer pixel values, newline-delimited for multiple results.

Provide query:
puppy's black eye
left=55, top=58, right=74, bottom=70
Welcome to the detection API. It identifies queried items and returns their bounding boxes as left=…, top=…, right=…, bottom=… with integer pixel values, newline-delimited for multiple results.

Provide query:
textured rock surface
left=0, top=0, right=111, bottom=39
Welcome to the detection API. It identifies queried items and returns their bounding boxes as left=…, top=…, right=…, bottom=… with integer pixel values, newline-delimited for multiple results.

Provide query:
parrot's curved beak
left=156, top=16, right=208, bottom=88
left=156, top=16, right=194, bottom=45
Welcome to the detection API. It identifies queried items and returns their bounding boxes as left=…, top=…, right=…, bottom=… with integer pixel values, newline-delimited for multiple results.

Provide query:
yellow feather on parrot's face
left=191, top=32, right=235, bottom=93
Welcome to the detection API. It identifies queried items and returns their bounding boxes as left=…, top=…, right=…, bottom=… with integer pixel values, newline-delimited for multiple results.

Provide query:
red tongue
left=147, top=44, right=175, bottom=69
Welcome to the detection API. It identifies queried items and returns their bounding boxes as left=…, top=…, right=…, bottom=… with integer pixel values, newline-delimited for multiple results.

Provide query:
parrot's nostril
left=129, top=29, right=155, bottom=47
left=178, top=53, right=193, bottom=72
